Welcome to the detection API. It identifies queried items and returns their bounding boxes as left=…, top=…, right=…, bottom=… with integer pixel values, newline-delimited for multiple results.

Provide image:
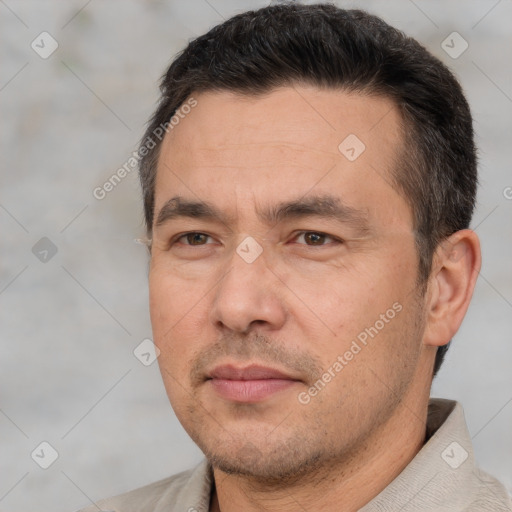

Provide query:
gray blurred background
left=0, top=1, right=511, bottom=510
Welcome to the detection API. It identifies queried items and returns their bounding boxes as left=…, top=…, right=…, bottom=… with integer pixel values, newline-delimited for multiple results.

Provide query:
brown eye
left=295, top=231, right=338, bottom=246
left=177, top=233, right=212, bottom=245
left=304, top=232, right=326, bottom=245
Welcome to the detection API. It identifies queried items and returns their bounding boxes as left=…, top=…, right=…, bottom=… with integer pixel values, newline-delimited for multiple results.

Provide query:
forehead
left=160, top=86, right=402, bottom=156
left=155, top=86, right=410, bottom=228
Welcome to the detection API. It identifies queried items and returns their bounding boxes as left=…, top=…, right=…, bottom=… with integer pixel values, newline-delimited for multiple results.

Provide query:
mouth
left=206, top=364, right=301, bottom=403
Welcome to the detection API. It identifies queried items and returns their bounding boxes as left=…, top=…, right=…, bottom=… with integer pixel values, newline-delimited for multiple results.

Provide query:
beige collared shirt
left=77, top=399, right=511, bottom=511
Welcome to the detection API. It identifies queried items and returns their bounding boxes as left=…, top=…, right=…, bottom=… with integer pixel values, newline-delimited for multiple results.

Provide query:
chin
left=203, top=437, right=329, bottom=486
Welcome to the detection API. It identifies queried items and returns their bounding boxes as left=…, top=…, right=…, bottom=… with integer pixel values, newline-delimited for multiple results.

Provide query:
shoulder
left=75, top=459, right=212, bottom=512
left=465, top=467, right=512, bottom=511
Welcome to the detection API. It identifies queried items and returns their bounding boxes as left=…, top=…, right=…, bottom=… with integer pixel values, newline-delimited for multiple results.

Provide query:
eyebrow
left=155, top=194, right=370, bottom=233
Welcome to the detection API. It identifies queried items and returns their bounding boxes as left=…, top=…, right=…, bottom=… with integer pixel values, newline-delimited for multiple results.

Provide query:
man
left=79, top=3, right=511, bottom=511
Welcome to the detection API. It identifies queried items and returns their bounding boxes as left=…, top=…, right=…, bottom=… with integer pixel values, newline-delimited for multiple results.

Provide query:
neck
left=209, top=367, right=432, bottom=512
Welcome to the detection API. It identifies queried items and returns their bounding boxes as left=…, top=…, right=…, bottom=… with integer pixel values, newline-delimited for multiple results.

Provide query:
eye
left=293, top=231, right=341, bottom=246
left=170, top=231, right=341, bottom=248
left=174, top=232, right=215, bottom=246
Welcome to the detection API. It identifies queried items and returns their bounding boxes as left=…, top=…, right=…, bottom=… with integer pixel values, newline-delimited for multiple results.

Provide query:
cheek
left=149, top=263, right=209, bottom=368
left=149, top=257, right=203, bottom=328
left=300, top=265, right=410, bottom=360
left=148, top=272, right=170, bottom=338
left=149, top=268, right=185, bottom=365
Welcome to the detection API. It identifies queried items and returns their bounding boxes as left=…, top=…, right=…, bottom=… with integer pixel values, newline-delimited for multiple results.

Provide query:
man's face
left=149, top=86, right=428, bottom=480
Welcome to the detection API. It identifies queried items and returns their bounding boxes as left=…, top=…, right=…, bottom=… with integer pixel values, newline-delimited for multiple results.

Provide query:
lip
left=207, top=364, right=300, bottom=403
left=209, top=364, right=296, bottom=381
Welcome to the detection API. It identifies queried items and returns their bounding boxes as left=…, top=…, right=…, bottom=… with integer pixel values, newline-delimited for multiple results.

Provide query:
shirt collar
left=360, top=398, right=479, bottom=511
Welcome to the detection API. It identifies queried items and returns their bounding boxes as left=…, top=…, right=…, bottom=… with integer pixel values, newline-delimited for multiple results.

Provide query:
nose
left=209, top=243, right=287, bottom=334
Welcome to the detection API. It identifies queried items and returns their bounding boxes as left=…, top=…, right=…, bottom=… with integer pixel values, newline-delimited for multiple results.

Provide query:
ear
left=422, top=229, right=481, bottom=348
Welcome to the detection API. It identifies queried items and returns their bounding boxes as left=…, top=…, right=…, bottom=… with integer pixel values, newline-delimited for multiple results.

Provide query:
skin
left=148, top=86, right=481, bottom=512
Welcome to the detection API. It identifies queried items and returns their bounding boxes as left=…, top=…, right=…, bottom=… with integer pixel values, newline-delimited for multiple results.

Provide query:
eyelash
left=171, top=231, right=342, bottom=247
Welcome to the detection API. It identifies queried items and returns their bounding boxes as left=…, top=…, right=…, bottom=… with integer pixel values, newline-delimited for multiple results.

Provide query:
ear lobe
left=422, top=229, right=481, bottom=348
